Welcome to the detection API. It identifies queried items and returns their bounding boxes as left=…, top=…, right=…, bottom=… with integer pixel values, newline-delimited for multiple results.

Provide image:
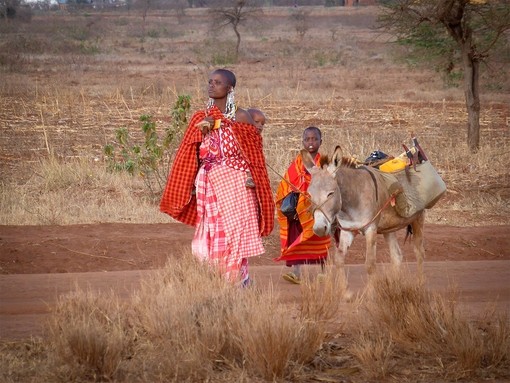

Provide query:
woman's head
left=302, top=126, right=322, bottom=156
left=207, top=69, right=237, bottom=119
left=214, top=69, right=236, bottom=88
left=208, top=69, right=236, bottom=99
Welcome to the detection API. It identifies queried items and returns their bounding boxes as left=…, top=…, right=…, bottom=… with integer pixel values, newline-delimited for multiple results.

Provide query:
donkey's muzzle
left=313, top=211, right=331, bottom=237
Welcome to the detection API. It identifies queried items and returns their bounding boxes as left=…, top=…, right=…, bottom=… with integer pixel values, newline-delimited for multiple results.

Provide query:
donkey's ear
left=332, top=146, right=343, bottom=165
left=327, top=145, right=343, bottom=173
left=300, top=149, right=317, bottom=173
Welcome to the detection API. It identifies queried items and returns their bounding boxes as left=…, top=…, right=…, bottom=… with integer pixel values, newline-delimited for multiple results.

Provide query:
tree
left=291, top=8, right=310, bottom=40
left=210, top=0, right=262, bottom=59
left=0, top=0, right=20, bottom=19
left=140, top=0, right=151, bottom=22
left=378, top=0, right=510, bottom=153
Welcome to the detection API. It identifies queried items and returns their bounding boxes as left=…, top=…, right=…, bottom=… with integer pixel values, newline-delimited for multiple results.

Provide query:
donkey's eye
left=327, top=192, right=334, bottom=199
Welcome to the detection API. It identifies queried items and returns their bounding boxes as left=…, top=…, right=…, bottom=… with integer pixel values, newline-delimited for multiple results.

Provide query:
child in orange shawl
left=274, top=126, right=331, bottom=284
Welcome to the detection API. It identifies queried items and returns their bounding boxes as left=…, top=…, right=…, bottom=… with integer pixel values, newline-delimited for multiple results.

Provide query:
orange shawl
left=274, top=153, right=331, bottom=262
left=160, top=106, right=275, bottom=237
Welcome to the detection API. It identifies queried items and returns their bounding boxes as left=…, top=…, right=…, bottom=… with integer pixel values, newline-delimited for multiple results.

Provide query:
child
left=247, top=108, right=266, bottom=133
left=245, top=108, right=267, bottom=188
left=275, top=126, right=331, bottom=284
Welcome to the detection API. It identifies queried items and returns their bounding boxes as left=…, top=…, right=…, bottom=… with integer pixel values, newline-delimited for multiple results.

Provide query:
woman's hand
left=196, top=120, right=211, bottom=134
left=197, top=117, right=222, bottom=134
left=196, top=117, right=214, bottom=134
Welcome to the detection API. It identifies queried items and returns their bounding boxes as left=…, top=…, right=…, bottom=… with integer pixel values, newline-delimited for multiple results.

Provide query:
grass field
left=1, top=5, right=509, bottom=226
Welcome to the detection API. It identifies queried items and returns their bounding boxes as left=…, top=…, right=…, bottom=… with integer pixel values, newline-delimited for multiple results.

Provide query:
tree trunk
left=234, top=24, right=241, bottom=59
left=438, top=0, right=481, bottom=153
left=461, top=44, right=481, bottom=153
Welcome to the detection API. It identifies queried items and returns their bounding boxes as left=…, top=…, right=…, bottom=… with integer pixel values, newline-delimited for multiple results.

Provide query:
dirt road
left=1, top=223, right=509, bottom=340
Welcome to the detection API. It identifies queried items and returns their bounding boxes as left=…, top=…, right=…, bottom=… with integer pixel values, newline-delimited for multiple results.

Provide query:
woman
left=275, top=126, right=331, bottom=284
left=160, top=69, right=274, bottom=286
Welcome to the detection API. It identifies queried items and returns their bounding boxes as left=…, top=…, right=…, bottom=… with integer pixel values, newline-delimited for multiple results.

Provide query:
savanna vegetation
left=0, top=4, right=509, bottom=382
left=2, top=253, right=510, bottom=382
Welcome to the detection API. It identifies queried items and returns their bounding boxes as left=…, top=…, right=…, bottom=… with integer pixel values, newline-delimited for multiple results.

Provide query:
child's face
left=302, top=129, right=321, bottom=154
left=252, top=112, right=266, bottom=133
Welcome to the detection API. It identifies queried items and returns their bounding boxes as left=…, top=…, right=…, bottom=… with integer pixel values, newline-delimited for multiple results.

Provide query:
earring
left=225, top=89, right=236, bottom=120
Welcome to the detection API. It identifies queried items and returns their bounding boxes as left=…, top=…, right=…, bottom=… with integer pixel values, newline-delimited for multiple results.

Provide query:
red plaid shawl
left=160, top=106, right=275, bottom=237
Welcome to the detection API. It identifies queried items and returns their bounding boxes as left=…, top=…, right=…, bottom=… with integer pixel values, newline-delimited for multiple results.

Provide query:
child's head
left=302, top=126, right=322, bottom=156
left=248, top=108, right=266, bottom=133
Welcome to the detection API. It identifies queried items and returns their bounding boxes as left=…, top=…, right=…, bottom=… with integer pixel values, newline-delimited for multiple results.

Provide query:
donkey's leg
left=411, top=211, right=426, bottom=275
left=384, top=232, right=403, bottom=268
left=335, top=230, right=355, bottom=300
left=364, top=227, right=378, bottom=275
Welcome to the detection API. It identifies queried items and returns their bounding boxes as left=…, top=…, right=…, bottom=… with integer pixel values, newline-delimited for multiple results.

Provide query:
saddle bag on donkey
left=377, top=141, right=447, bottom=218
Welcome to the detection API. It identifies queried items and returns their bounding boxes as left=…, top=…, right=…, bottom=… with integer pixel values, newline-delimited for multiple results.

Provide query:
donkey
left=301, top=146, right=426, bottom=295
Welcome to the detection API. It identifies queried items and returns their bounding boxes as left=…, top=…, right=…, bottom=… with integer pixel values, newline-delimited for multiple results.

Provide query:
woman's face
left=208, top=72, right=231, bottom=99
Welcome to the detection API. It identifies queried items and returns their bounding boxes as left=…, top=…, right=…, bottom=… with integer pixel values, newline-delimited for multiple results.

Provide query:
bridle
left=308, top=165, right=402, bottom=235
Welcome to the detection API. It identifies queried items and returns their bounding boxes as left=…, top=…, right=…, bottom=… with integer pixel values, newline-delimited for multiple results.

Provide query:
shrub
left=104, top=95, right=191, bottom=199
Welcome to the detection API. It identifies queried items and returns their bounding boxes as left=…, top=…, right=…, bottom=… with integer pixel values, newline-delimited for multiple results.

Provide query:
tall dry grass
left=20, top=249, right=343, bottom=382
left=1, top=122, right=508, bottom=226
left=349, top=268, right=510, bottom=381
left=48, top=288, right=132, bottom=381
left=1, top=81, right=508, bottom=227
left=0, top=155, right=170, bottom=225
left=2, top=256, right=508, bottom=382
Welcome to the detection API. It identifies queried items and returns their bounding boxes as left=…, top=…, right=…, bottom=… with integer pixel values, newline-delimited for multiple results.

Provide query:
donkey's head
left=301, top=146, right=344, bottom=237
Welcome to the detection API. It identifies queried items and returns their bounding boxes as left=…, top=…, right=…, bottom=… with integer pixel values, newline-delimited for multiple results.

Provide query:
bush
left=104, top=95, right=191, bottom=199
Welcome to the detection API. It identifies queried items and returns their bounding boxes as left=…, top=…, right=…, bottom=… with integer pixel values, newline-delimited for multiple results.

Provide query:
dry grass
left=348, top=269, right=510, bottom=382
left=0, top=155, right=169, bottom=225
left=1, top=107, right=508, bottom=225
left=2, top=254, right=508, bottom=382
left=1, top=6, right=509, bottom=225
left=48, top=288, right=131, bottom=381
left=0, top=249, right=346, bottom=382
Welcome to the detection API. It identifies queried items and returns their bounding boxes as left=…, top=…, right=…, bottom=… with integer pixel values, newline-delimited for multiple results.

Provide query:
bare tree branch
left=209, top=0, right=262, bottom=59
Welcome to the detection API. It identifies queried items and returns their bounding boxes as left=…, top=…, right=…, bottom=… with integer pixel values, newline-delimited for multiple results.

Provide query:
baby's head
left=248, top=108, right=266, bottom=133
